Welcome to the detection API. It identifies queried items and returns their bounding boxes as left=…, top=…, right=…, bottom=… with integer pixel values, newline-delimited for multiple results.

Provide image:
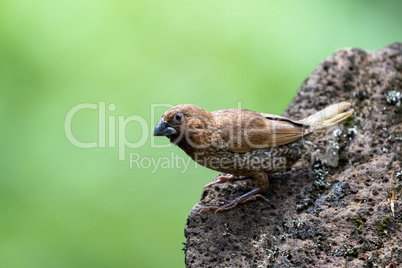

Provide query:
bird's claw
left=203, top=174, right=235, bottom=190
left=215, top=198, right=231, bottom=204
left=202, top=188, right=265, bottom=212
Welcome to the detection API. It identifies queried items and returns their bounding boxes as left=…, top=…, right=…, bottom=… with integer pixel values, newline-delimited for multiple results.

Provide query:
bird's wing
left=213, top=110, right=312, bottom=153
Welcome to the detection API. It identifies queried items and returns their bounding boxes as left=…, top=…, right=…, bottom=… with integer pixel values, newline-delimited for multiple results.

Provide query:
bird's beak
left=153, top=118, right=177, bottom=136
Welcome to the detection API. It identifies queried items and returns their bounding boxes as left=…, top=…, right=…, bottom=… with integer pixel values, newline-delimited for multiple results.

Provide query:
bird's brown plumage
left=154, top=102, right=354, bottom=211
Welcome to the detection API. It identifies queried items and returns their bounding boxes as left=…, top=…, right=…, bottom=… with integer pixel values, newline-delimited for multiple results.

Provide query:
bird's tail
left=301, top=102, right=354, bottom=134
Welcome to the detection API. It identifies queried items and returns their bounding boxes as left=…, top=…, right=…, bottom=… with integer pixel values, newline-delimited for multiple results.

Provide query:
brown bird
left=153, top=102, right=354, bottom=212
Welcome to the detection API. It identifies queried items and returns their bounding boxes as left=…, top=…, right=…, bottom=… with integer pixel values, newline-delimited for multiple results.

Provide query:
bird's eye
left=173, top=113, right=184, bottom=124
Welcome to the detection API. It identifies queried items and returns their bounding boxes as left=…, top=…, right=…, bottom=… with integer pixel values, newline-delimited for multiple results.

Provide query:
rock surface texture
left=184, top=43, right=402, bottom=267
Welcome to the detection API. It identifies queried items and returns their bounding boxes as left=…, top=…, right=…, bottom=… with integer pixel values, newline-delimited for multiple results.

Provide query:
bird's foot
left=202, top=188, right=265, bottom=212
left=203, top=174, right=236, bottom=189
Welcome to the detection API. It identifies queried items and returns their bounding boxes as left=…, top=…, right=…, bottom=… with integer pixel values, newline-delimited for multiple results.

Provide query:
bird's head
left=153, top=104, right=212, bottom=145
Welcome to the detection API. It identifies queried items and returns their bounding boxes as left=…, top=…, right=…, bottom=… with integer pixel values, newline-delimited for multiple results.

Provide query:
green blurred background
left=1, top=0, right=401, bottom=267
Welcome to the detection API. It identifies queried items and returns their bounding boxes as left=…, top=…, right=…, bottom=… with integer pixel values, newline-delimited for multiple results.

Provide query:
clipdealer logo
left=64, top=101, right=347, bottom=172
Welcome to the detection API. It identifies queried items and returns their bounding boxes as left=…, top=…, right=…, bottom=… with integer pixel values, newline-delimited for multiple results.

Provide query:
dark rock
left=184, top=43, right=402, bottom=267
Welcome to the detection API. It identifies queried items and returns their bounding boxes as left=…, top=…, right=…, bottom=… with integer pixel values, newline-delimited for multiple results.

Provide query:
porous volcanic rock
left=184, top=43, right=402, bottom=268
